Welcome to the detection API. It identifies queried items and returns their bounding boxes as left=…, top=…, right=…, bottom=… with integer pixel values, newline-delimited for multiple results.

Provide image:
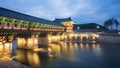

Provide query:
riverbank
left=98, top=33, right=120, bottom=44
left=0, top=60, right=31, bottom=68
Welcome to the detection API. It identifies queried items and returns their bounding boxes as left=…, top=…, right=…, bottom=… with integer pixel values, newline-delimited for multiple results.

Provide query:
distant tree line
left=104, top=18, right=119, bottom=30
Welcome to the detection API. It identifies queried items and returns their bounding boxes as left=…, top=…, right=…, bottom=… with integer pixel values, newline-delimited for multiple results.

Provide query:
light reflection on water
left=14, top=41, right=104, bottom=68
left=1, top=36, right=120, bottom=68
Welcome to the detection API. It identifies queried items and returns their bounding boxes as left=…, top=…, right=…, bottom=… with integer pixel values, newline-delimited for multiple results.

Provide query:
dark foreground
left=0, top=60, right=30, bottom=68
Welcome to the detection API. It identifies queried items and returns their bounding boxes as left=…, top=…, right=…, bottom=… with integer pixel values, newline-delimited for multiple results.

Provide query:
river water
left=12, top=41, right=120, bottom=68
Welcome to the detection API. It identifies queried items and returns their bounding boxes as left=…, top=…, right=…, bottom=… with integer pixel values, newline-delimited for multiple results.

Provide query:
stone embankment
left=98, top=33, right=120, bottom=44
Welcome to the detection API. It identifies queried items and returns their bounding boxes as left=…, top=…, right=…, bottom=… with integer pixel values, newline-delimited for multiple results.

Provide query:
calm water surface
left=13, top=42, right=120, bottom=68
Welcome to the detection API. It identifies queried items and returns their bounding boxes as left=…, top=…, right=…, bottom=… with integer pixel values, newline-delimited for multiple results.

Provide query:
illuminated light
left=33, top=48, right=39, bottom=51
left=96, top=34, right=99, bottom=38
left=34, top=39, right=38, bottom=44
left=27, top=38, right=38, bottom=49
left=74, top=43, right=78, bottom=49
left=77, top=26, right=80, bottom=30
left=28, top=38, right=33, bottom=42
left=80, top=43, right=83, bottom=49
left=80, top=36, right=83, bottom=41
left=4, top=43, right=12, bottom=49
left=33, top=48, right=46, bottom=52
left=69, top=43, right=72, bottom=46
left=48, top=48, right=52, bottom=52
left=0, top=44, right=3, bottom=53
left=64, top=35, right=67, bottom=38
left=92, top=36, right=95, bottom=41
left=17, top=38, right=26, bottom=48
left=92, top=43, right=96, bottom=50
left=33, top=52, right=40, bottom=65
left=118, top=32, right=120, bottom=34
left=64, top=43, right=67, bottom=46
left=96, top=26, right=100, bottom=29
left=0, top=41, right=12, bottom=61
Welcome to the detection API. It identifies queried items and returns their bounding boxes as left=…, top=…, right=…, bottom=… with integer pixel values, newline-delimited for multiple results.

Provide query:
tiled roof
left=53, top=17, right=72, bottom=23
left=0, top=7, right=64, bottom=27
left=74, top=23, right=108, bottom=30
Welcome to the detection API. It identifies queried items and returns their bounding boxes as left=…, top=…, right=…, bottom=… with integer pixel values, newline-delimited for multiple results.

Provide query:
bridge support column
left=38, top=36, right=51, bottom=46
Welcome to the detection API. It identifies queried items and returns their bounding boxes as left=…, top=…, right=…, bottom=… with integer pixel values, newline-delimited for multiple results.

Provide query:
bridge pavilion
left=0, top=7, right=67, bottom=32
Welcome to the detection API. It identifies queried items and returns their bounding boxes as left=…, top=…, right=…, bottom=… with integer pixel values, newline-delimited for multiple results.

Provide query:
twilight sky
left=0, top=0, right=120, bottom=25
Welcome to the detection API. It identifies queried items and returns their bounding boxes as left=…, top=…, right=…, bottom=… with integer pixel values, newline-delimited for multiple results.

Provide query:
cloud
left=14, top=0, right=103, bottom=22
left=24, top=0, right=94, bottom=20
left=23, top=0, right=75, bottom=20
left=48, top=0, right=72, bottom=17
left=25, top=6, right=54, bottom=20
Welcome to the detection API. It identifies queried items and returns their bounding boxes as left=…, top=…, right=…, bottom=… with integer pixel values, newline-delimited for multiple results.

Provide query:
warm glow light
left=17, top=37, right=38, bottom=49
left=92, top=43, right=96, bottom=49
left=95, top=34, right=99, bottom=38
left=80, top=43, right=84, bottom=50
left=4, top=43, right=12, bottom=53
left=33, top=53, right=40, bottom=65
left=92, top=36, right=95, bottom=40
left=17, top=38, right=26, bottom=48
left=0, top=44, right=3, bottom=53
left=0, top=42, right=12, bottom=61
left=33, top=48, right=45, bottom=52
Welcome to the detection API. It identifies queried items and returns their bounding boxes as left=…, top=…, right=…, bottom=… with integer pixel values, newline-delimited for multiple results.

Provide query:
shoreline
left=97, top=33, right=120, bottom=44
left=0, top=60, right=31, bottom=68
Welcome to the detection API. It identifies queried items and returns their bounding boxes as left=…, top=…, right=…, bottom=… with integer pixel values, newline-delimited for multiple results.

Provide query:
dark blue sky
left=0, top=0, right=120, bottom=26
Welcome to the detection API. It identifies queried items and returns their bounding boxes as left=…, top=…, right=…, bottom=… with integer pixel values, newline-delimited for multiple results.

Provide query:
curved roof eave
left=0, top=7, right=64, bottom=27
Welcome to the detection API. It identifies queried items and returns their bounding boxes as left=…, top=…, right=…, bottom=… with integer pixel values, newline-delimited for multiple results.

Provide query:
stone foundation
left=98, top=34, right=120, bottom=44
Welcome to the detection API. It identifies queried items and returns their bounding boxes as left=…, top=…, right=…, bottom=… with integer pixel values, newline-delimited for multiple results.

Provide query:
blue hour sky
left=0, top=0, right=120, bottom=25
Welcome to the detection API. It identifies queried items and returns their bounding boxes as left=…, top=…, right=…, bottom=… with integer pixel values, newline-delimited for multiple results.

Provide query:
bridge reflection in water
left=0, top=35, right=103, bottom=68
left=15, top=41, right=100, bottom=68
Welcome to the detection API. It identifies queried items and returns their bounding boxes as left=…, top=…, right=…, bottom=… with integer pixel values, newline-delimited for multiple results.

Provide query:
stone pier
left=38, top=36, right=51, bottom=46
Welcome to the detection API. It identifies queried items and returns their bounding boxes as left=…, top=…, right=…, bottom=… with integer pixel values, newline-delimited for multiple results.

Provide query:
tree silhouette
left=114, top=19, right=119, bottom=30
left=104, top=19, right=113, bottom=30
left=104, top=20, right=109, bottom=29
left=109, top=19, right=113, bottom=30
left=104, top=18, right=119, bottom=30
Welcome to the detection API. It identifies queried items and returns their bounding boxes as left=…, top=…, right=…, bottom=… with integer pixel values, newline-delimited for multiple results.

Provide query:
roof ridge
left=0, top=7, right=64, bottom=26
